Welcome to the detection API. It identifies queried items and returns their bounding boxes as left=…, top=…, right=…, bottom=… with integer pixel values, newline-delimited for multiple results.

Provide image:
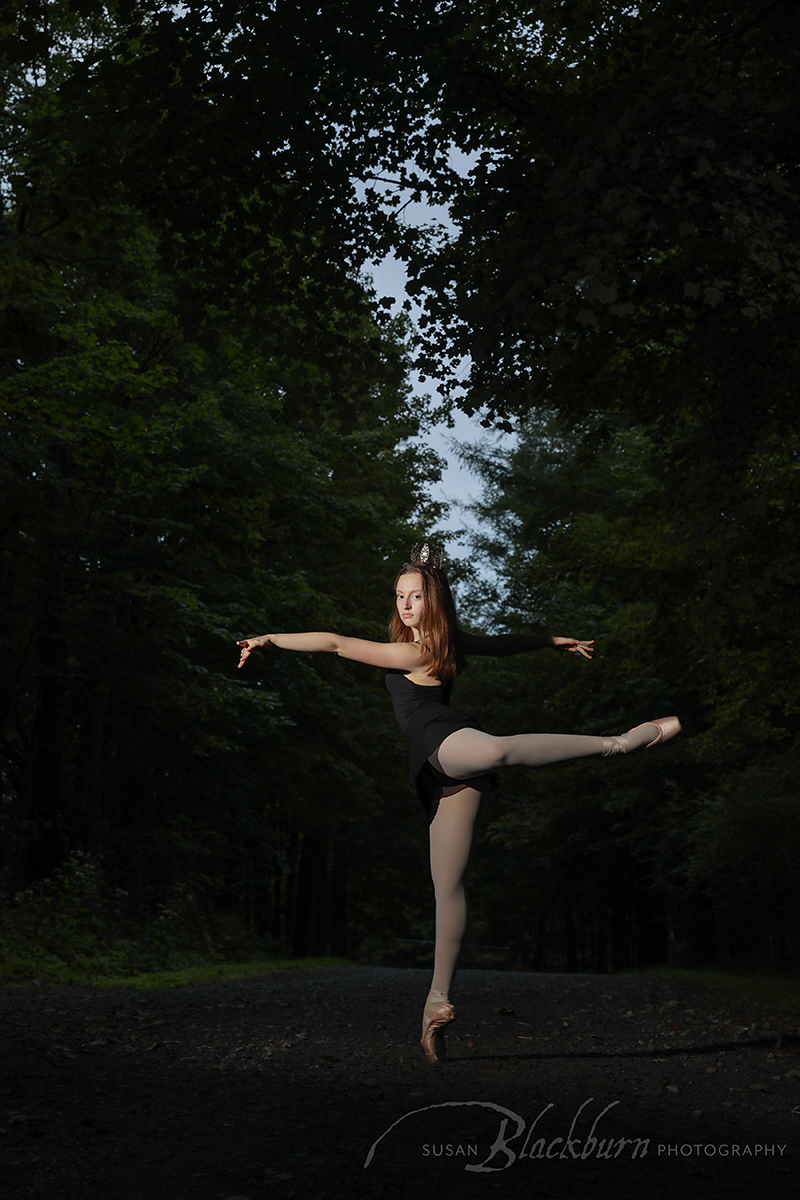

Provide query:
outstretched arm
left=459, top=631, right=593, bottom=659
left=237, top=631, right=427, bottom=672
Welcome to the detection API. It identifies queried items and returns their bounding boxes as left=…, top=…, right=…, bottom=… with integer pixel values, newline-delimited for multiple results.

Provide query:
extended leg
left=435, top=722, right=663, bottom=779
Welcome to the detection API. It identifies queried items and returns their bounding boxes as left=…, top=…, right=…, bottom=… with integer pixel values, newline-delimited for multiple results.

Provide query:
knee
left=432, top=878, right=467, bottom=903
left=482, top=736, right=509, bottom=770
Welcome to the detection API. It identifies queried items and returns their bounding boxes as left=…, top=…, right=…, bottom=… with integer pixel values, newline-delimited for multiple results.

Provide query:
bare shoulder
left=335, top=636, right=427, bottom=672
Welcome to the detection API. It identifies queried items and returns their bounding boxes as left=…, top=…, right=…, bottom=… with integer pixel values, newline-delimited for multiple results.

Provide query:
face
left=395, top=572, right=425, bottom=635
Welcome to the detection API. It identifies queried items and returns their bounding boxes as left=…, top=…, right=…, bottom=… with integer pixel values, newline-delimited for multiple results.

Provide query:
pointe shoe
left=420, top=1002, right=455, bottom=1064
left=643, top=716, right=681, bottom=747
left=604, top=716, right=681, bottom=755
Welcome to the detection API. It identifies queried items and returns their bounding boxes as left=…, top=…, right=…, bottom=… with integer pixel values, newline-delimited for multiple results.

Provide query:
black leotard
left=384, top=671, right=497, bottom=821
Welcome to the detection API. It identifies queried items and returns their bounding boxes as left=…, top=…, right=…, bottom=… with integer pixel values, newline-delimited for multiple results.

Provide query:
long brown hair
left=388, top=561, right=465, bottom=681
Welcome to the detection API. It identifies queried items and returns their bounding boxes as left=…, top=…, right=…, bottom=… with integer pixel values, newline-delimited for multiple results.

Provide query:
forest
left=1, top=0, right=798, bottom=982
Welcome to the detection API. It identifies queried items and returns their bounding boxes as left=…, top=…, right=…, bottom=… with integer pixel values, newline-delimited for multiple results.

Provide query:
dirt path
left=2, top=967, right=797, bottom=1199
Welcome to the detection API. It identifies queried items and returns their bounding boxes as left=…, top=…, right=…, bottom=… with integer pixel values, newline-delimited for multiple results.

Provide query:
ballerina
left=237, top=542, right=680, bottom=1063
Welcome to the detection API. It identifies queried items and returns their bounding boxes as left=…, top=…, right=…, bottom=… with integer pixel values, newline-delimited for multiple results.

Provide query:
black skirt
left=405, top=702, right=497, bottom=823
left=384, top=671, right=498, bottom=823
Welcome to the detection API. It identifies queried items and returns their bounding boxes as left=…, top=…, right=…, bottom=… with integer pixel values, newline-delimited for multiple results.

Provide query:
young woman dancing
left=237, top=543, right=680, bottom=1064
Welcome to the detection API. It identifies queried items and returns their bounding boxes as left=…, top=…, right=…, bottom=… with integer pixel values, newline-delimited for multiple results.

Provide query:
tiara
left=410, top=542, right=445, bottom=569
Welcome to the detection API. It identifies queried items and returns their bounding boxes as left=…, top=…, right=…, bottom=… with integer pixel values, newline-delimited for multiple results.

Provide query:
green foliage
left=688, top=748, right=800, bottom=970
left=4, top=0, right=797, bottom=976
left=456, top=403, right=798, bottom=970
left=77, top=958, right=353, bottom=991
left=408, top=1, right=800, bottom=421
left=637, top=966, right=800, bottom=1019
left=0, top=850, right=254, bottom=982
left=0, top=0, right=445, bottom=966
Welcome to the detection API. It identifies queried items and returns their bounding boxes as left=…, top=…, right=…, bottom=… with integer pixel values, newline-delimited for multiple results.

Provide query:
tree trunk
left=73, top=689, right=106, bottom=852
left=26, top=628, right=68, bottom=881
left=329, top=839, right=347, bottom=957
left=563, top=906, right=577, bottom=972
left=292, top=832, right=328, bottom=956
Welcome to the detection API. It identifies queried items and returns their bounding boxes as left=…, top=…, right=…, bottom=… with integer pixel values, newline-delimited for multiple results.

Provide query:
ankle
left=425, top=989, right=449, bottom=1014
left=603, top=723, right=659, bottom=756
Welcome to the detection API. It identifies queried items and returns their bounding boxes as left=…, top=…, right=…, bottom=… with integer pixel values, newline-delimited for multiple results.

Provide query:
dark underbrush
left=0, top=850, right=285, bottom=985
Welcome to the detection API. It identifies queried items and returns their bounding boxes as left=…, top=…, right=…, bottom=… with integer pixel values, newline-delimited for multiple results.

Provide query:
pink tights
left=422, top=722, right=658, bottom=1031
left=424, top=786, right=485, bottom=1033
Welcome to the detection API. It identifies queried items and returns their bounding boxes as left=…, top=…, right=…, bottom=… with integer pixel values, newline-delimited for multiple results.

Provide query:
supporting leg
left=424, top=785, right=486, bottom=1037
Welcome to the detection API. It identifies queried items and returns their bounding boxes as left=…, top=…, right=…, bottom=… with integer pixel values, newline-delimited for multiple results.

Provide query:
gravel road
left=2, top=966, right=797, bottom=1199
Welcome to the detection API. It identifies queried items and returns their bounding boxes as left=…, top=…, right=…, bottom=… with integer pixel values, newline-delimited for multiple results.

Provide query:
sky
left=366, top=236, right=514, bottom=557
left=356, top=147, right=517, bottom=557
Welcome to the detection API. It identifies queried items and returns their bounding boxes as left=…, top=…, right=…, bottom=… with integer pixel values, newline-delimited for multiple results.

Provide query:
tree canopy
left=1, top=0, right=446, bottom=969
left=2, top=0, right=798, bottom=975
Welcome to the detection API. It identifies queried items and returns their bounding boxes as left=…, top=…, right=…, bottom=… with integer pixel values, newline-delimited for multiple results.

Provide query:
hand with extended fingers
left=236, top=635, right=272, bottom=668
left=552, top=637, right=594, bottom=659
